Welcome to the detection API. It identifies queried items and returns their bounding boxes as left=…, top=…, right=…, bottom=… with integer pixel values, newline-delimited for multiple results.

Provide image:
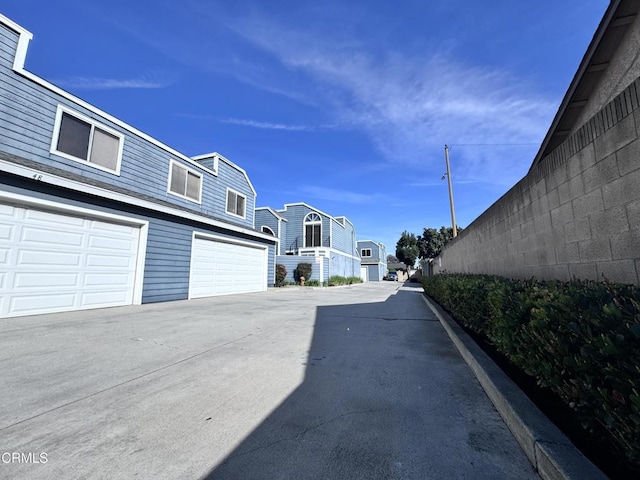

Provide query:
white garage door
left=189, top=235, right=267, bottom=298
left=360, top=266, right=368, bottom=282
left=0, top=203, right=142, bottom=318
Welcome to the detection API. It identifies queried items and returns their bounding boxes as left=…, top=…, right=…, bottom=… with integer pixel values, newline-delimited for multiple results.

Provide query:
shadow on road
left=202, top=285, right=536, bottom=480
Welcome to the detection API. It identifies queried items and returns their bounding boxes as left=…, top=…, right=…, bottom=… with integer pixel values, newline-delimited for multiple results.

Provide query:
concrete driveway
left=0, top=282, right=538, bottom=479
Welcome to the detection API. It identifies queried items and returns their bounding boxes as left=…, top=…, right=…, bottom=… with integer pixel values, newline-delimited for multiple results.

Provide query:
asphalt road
left=0, top=282, right=538, bottom=479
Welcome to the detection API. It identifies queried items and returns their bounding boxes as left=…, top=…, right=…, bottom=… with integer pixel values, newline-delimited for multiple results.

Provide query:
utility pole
left=444, top=145, right=458, bottom=238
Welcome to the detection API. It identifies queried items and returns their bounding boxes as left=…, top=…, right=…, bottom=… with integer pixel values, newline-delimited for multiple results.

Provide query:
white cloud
left=221, top=12, right=557, bottom=188
left=304, top=186, right=382, bottom=205
left=220, top=118, right=316, bottom=131
left=54, top=76, right=173, bottom=90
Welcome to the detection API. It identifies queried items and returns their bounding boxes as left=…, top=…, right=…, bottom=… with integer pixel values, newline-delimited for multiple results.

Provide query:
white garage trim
left=188, top=231, right=268, bottom=299
left=0, top=190, right=148, bottom=309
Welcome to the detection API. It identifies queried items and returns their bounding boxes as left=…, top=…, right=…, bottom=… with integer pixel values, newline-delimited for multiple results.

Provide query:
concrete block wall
left=434, top=77, right=640, bottom=285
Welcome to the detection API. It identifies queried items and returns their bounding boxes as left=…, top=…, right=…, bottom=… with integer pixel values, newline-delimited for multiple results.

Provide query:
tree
left=387, top=254, right=399, bottom=263
left=395, top=231, right=419, bottom=270
left=417, top=225, right=463, bottom=259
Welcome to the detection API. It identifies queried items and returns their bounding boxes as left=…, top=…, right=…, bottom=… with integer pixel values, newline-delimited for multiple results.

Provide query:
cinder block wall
left=434, top=77, right=640, bottom=285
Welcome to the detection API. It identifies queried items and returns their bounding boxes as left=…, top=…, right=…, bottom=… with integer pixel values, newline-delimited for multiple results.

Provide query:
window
left=304, top=212, right=322, bottom=248
left=168, top=160, right=202, bottom=202
left=361, top=248, right=372, bottom=257
left=51, top=106, right=123, bottom=174
left=261, top=226, right=275, bottom=236
left=226, top=189, right=246, bottom=218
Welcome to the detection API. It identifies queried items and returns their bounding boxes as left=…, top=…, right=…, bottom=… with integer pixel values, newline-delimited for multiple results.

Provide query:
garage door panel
left=87, top=235, right=135, bottom=251
left=81, top=290, right=130, bottom=306
left=10, top=293, right=77, bottom=314
left=0, top=225, right=12, bottom=239
left=22, top=227, right=84, bottom=248
left=91, top=220, right=137, bottom=235
left=14, top=272, right=79, bottom=288
left=0, top=203, right=142, bottom=318
left=84, top=273, right=132, bottom=287
left=25, top=208, right=85, bottom=225
left=86, top=253, right=134, bottom=268
left=18, top=250, right=82, bottom=266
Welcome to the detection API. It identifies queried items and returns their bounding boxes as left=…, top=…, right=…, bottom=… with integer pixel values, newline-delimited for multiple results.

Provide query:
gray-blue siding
left=279, top=205, right=331, bottom=249
left=255, top=210, right=279, bottom=236
left=0, top=176, right=276, bottom=303
left=332, top=221, right=356, bottom=254
left=0, top=22, right=255, bottom=229
left=329, top=252, right=360, bottom=279
left=275, top=256, right=329, bottom=283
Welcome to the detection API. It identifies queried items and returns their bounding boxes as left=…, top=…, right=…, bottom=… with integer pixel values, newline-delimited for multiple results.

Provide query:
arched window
left=261, top=226, right=275, bottom=236
left=304, top=212, right=322, bottom=247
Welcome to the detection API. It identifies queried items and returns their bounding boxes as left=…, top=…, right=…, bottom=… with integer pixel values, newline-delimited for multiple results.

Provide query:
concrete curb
left=421, top=294, right=608, bottom=480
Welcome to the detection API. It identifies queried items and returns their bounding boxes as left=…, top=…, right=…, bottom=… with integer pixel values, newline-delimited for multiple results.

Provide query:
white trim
left=225, top=187, right=247, bottom=219
left=0, top=159, right=276, bottom=242
left=282, top=202, right=334, bottom=220
left=291, top=247, right=361, bottom=263
left=261, top=225, right=275, bottom=236
left=190, top=153, right=219, bottom=176
left=0, top=189, right=148, bottom=305
left=255, top=206, right=288, bottom=221
left=335, top=216, right=355, bottom=229
left=167, top=159, right=203, bottom=204
left=361, top=248, right=372, bottom=258
left=188, top=231, right=268, bottom=299
left=303, top=212, right=322, bottom=248
left=330, top=216, right=333, bottom=248
left=215, top=153, right=257, bottom=197
left=0, top=14, right=216, bottom=177
left=50, top=104, right=125, bottom=176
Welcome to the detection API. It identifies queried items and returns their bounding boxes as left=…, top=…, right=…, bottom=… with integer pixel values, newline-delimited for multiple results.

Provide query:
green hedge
left=423, top=274, right=640, bottom=469
left=327, top=275, right=363, bottom=286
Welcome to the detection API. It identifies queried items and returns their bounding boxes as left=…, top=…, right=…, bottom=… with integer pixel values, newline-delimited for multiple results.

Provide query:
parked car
left=384, top=272, right=398, bottom=281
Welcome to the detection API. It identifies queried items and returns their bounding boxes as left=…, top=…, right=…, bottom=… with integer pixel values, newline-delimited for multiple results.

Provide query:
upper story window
left=226, top=188, right=246, bottom=218
left=51, top=105, right=124, bottom=174
left=304, top=212, right=322, bottom=248
left=361, top=248, right=372, bottom=257
left=261, top=226, right=275, bottom=236
left=168, top=160, right=202, bottom=203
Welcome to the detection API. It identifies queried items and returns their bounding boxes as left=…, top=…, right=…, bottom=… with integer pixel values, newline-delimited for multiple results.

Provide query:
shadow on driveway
left=202, top=286, right=537, bottom=479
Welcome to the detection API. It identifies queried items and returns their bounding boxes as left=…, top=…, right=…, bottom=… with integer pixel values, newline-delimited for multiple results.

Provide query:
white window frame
left=361, top=248, right=372, bottom=257
left=261, top=226, right=275, bottom=236
left=167, top=159, right=203, bottom=204
left=50, top=105, right=124, bottom=175
left=304, top=212, right=322, bottom=248
left=226, top=188, right=247, bottom=219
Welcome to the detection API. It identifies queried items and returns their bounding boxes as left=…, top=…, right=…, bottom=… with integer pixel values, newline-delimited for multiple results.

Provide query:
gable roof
left=255, top=206, right=288, bottom=221
left=530, top=0, right=638, bottom=170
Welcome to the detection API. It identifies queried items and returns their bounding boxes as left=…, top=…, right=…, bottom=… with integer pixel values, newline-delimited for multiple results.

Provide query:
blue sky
left=2, top=0, right=609, bottom=254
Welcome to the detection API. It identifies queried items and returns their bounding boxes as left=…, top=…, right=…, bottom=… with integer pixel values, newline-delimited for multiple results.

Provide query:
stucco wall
left=434, top=77, right=640, bottom=285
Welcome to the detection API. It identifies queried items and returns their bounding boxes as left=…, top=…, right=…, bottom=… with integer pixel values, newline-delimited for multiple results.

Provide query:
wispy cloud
left=304, top=186, right=383, bottom=205
left=54, top=75, right=174, bottom=90
left=220, top=118, right=317, bottom=131
left=219, top=10, right=557, bottom=188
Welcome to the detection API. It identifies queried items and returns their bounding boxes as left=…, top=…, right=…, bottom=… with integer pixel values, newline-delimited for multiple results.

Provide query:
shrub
left=305, top=280, right=320, bottom=287
left=294, top=262, right=312, bottom=284
left=275, top=263, right=287, bottom=287
left=328, top=275, right=348, bottom=286
left=422, top=274, right=640, bottom=471
left=347, top=276, right=363, bottom=284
